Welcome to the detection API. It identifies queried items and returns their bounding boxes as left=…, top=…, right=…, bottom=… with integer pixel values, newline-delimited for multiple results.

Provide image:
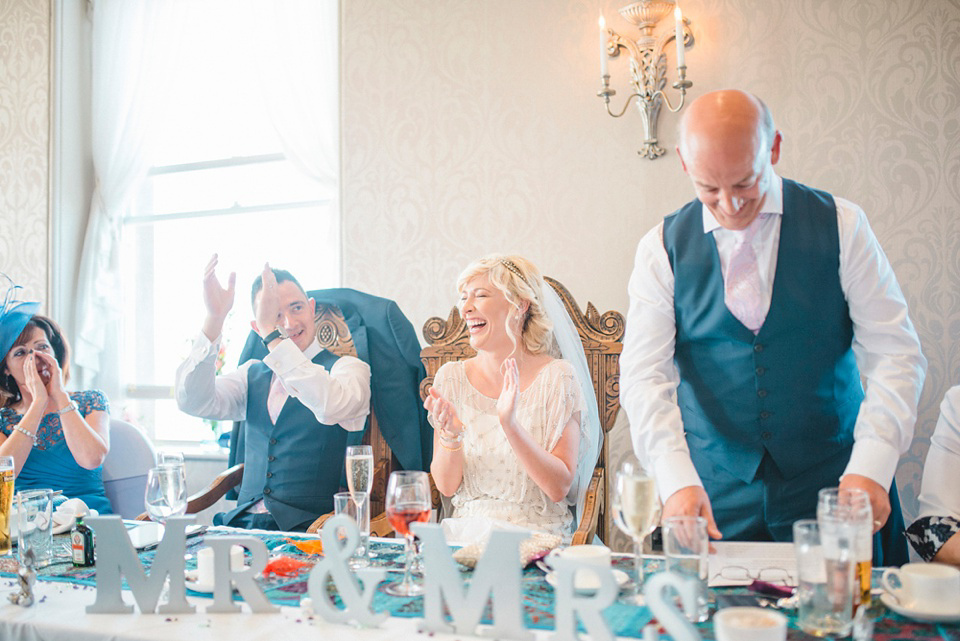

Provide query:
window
left=117, top=1, right=340, bottom=443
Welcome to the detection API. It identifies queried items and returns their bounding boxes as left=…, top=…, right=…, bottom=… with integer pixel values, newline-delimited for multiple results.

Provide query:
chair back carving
left=314, top=303, right=393, bottom=516
left=419, top=277, right=625, bottom=542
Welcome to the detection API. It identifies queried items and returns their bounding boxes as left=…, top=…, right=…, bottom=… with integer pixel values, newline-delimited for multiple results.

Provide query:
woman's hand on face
left=425, top=387, right=463, bottom=436
left=496, top=358, right=519, bottom=431
left=32, top=351, right=67, bottom=402
left=21, top=353, right=48, bottom=407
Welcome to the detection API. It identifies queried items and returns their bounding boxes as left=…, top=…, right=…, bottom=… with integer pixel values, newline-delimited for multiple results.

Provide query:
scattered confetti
left=284, top=538, right=324, bottom=555
left=263, top=556, right=311, bottom=578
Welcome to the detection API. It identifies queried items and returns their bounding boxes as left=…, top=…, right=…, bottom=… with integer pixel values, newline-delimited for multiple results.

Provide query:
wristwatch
left=261, top=327, right=287, bottom=346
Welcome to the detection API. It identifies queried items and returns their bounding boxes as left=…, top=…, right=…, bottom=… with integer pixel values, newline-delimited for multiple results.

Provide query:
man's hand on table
left=662, top=485, right=723, bottom=540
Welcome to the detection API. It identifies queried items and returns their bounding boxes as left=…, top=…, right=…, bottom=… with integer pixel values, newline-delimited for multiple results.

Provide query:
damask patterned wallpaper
left=342, top=0, right=960, bottom=550
left=0, top=0, right=49, bottom=306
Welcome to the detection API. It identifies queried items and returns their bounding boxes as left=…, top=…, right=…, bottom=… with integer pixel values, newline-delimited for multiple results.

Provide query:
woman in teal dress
left=0, top=282, right=112, bottom=514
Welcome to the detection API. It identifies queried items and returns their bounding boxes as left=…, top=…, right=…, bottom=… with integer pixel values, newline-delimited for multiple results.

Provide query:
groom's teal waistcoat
left=237, top=349, right=347, bottom=530
left=662, top=179, right=864, bottom=484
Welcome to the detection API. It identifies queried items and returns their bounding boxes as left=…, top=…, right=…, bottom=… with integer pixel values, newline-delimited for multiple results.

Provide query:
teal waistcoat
left=662, top=179, right=864, bottom=484
left=238, top=349, right=348, bottom=530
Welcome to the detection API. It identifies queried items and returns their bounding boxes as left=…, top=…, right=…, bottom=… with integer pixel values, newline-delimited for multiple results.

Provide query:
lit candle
left=675, top=5, right=685, bottom=68
left=599, top=13, right=609, bottom=77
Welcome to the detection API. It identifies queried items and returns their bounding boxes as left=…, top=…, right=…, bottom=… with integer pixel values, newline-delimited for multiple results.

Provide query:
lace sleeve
left=71, top=389, right=110, bottom=417
left=541, top=360, right=584, bottom=453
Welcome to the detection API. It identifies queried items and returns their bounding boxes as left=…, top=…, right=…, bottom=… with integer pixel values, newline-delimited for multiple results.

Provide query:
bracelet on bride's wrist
left=439, top=429, right=463, bottom=444
left=439, top=438, right=463, bottom=452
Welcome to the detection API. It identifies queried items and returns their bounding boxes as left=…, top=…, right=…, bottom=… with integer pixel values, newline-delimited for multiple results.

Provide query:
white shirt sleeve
left=620, top=222, right=704, bottom=503
left=919, top=385, right=960, bottom=519
left=262, top=339, right=371, bottom=432
left=917, top=385, right=960, bottom=520
left=174, top=332, right=252, bottom=421
left=837, top=199, right=927, bottom=489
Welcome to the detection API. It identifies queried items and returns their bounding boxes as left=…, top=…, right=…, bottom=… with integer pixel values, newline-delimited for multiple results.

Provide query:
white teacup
left=546, top=545, right=612, bottom=590
left=881, top=563, right=960, bottom=613
left=714, top=607, right=787, bottom=641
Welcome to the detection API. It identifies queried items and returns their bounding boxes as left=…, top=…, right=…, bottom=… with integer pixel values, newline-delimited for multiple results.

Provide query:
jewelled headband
left=0, top=274, right=40, bottom=359
left=498, top=258, right=538, bottom=302
left=499, top=259, right=526, bottom=283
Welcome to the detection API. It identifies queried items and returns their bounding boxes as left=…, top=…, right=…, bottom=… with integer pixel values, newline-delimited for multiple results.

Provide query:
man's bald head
left=674, top=90, right=782, bottom=231
left=677, top=90, right=775, bottom=160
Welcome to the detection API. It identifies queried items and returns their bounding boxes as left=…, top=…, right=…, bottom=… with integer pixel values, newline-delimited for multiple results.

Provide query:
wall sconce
left=597, top=1, right=693, bottom=159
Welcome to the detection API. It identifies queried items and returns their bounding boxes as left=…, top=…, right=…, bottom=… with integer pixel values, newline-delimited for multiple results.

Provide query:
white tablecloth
left=0, top=576, right=562, bottom=641
left=0, top=529, right=596, bottom=641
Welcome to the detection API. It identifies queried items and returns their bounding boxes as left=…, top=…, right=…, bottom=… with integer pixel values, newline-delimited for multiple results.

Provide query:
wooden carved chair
left=419, top=277, right=625, bottom=544
left=148, top=303, right=395, bottom=530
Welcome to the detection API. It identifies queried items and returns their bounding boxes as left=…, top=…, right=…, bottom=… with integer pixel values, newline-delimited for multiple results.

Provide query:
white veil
left=541, top=282, right=602, bottom=527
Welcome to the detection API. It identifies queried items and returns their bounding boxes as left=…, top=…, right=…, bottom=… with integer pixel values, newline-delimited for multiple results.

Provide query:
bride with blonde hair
left=425, top=254, right=601, bottom=543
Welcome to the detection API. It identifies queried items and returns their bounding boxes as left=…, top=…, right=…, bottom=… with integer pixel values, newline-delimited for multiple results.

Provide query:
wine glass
left=144, top=465, right=188, bottom=525
left=345, top=445, right=375, bottom=559
left=611, top=462, right=661, bottom=605
left=384, top=470, right=431, bottom=596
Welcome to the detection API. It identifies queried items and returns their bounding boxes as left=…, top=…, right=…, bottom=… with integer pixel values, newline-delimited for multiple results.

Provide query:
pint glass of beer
left=0, top=456, right=14, bottom=555
left=817, top=487, right=872, bottom=608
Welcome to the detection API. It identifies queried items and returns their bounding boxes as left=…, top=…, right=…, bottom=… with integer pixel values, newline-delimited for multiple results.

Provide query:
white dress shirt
left=620, top=176, right=927, bottom=503
left=175, top=332, right=371, bottom=432
left=917, top=385, right=960, bottom=521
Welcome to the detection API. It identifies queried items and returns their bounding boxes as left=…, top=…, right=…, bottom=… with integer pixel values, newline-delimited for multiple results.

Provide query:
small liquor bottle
left=71, top=516, right=95, bottom=567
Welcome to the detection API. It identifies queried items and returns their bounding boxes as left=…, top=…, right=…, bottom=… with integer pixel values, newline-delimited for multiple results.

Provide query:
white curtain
left=248, top=0, right=340, bottom=193
left=73, top=0, right=182, bottom=392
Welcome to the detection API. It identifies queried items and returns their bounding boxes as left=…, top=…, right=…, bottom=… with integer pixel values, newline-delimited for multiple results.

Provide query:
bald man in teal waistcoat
left=620, top=90, right=926, bottom=563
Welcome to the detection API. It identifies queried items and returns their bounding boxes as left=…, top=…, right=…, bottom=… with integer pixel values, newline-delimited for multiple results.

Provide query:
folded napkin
left=453, top=530, right=561, bottom=569
left=52, top=499, right=97, bottom=534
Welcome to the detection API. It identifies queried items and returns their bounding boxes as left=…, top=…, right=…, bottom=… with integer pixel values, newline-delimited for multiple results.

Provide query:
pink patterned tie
left=267, top=376, right=288, bottom=424
left=724, top=214, right=769, bottom=334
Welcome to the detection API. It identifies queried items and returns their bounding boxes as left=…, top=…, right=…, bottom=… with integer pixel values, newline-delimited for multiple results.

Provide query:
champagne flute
left=345, top=445, right=374, bottom=559
left=384, top=470, right=431, bottom=596
left=612, top=463, right=661, bottom=604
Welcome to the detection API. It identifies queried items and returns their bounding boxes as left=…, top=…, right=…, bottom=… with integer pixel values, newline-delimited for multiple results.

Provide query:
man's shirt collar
left=701, top=174, right=784, bottom=234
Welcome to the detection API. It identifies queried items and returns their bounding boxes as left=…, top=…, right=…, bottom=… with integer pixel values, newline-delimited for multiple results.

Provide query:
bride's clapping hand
left=425, top=387, right=464, bottom=437
left=496, top=358, right=519, bottom=431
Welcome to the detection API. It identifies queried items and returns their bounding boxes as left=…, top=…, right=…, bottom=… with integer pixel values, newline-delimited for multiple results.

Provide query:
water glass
left=157, top=450, right=185, bottom=467
left=817, top=487, right=872, bottom=607
left=794, top=519, right=855, bottom=637
left=16, top=489, right=54, bottom=568
left=0, top=456, right=13, bottom=555
left=662, top=515, right=710, bottom=622
left=144, top=465, right=188, bottom=525
left=333, top=491, right=370, bottom=569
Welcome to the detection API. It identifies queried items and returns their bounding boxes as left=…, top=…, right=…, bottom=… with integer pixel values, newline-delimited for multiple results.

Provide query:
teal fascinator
left=0, top=275, right=40, bottom=360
